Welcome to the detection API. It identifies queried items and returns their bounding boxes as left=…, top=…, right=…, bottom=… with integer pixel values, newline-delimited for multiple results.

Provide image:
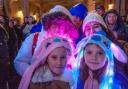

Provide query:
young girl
left=75, top=34, right=128, bottom=89
left=18, top=36, right=75, bottom=89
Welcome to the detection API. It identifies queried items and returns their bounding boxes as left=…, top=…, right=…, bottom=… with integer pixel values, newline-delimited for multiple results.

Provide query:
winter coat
left=0, top=23, right=9, bottom=88
left=18, top=61, right=74, bottom=89
left=75, top=27, right=84, bottom=44
left=14, top=25, right=23, bottom=49
left=14, top=26, right=45, bottom=76
left=104, top=9, right=128, bottom=41
left=29, top=80, right=70, bottom=89
left=76, top=71, right=128, bottom=89
left=8, top=27, right=18, bottom=60
left=23, top=24, right=34, bottom=39
left=0, top=23, right=9, bottom=59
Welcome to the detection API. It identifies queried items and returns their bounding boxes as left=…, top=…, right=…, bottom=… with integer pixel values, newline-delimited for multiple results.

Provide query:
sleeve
left=14, top=33, right=34, bottom=76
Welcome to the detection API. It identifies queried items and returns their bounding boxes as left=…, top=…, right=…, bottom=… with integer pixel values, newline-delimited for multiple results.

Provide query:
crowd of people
left=0, top=3, right=128, bottom=89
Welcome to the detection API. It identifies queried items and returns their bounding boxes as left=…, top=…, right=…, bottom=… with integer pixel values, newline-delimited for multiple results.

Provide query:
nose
left=90, top=27, right=96, bottom=34
left=56, top=58, right=63, bottom=66
left=91, top=53, right=98, bottom=61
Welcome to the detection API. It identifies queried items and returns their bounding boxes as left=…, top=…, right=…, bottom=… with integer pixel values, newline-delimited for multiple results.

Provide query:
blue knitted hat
left=70, top=3, right=88, bottom=20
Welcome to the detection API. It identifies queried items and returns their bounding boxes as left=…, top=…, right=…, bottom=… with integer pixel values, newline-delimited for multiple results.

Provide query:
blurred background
left=0, top=0, right=127, bottom=24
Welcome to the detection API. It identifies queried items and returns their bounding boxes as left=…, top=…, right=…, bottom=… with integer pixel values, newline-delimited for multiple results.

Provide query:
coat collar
left=31, top=66, right=74, bottom=87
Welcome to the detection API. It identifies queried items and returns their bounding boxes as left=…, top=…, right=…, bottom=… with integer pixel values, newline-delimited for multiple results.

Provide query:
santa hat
left=82, top=11, right=107, bottom=33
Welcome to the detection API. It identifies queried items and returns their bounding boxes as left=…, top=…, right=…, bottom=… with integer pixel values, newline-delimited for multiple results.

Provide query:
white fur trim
left=32, top=66, right=74, bottom=87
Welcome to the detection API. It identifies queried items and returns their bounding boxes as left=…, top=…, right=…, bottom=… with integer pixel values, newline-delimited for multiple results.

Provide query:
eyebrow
left=93, top=24, right=100, bottom=26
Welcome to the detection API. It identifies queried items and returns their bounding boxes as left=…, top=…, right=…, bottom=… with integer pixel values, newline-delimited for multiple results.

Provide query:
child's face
left=47, top=47, right=68, bottom=76
left=84, top=22, right=102, bottom=36
left=84, top=44, right=107, bottom=70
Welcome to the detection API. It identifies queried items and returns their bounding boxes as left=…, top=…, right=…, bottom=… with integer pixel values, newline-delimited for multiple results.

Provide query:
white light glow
left=17, top=11, right=23, bottom=18
left=108, top=4, right=114, bottom=10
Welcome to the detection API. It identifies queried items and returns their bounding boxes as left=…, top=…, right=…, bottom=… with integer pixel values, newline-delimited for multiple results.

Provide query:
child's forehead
left=85, top=43, right=103, bottom=50
left=86, top=21, right=100, bottom=26
left=49, top=47, right=69, bottom=54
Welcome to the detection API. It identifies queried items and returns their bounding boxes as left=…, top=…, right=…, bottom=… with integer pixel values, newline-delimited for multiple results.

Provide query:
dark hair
left=95, top=5, right=105, bottom=11
left=103, top=9, right=128, bottom=41
left=42, top=11, right=71, bottom=30
left=100, top=24, right=118, bottom=43
left=80, top=45, right=108, bottom=83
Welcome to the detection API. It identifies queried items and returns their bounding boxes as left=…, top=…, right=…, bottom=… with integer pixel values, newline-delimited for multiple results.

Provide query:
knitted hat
left=69, top=3, right=88, bottom=20
left=82, top=12, right=107, bottom=33
left=49, top=5, right=73, bottom=21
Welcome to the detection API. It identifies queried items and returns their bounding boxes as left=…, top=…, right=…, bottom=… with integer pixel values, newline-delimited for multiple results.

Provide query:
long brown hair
left=80, top=52, right=108, bottom=83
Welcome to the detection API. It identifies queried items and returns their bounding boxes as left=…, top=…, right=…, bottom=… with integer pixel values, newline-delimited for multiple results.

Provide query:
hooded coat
left=104, top=9, right=128, bottom=41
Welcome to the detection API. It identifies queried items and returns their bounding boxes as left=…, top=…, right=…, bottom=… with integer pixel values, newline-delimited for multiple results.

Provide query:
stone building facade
left=0, top=0, right=127, bottom=23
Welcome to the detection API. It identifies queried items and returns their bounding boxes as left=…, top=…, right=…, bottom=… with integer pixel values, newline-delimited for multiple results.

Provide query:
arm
left=14, top=33, right=34, bottom=76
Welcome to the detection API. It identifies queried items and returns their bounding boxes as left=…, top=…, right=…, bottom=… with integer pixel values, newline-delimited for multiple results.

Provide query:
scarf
left=84, top=70, right=99, bottom=89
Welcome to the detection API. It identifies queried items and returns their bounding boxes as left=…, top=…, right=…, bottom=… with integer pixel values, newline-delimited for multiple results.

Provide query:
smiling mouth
left=89, top=62, right=99, bottom=64
left=56, top=67, right=65, bottom=69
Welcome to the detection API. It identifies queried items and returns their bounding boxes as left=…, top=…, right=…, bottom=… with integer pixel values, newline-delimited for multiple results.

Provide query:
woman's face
left=9, top=20, right=14, bottom=28
left=28, top=17, right=34, bottom=24
left=107, top=13, right=117, bottom=25
left=96, top=9, right=104, bottom=16
left=84, top=22, right=102, bottom=36
left=84, top=44, right=107, bottom=70
left=72, top=16, right=83, bottom=29
left=47, top=47, right=68, bottom=76
left=24, top=17, right=28, bottom=23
